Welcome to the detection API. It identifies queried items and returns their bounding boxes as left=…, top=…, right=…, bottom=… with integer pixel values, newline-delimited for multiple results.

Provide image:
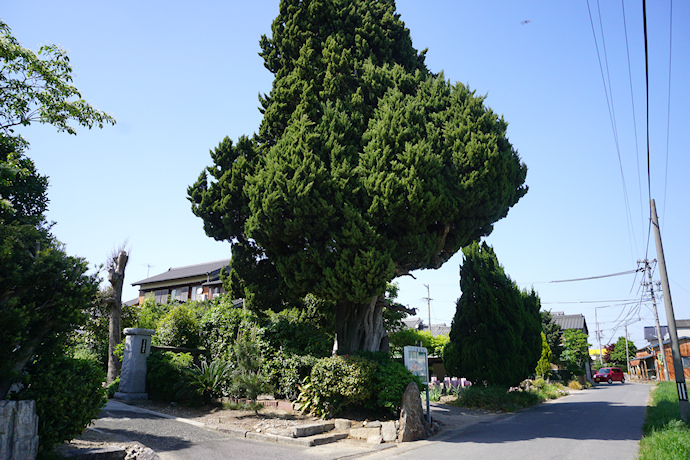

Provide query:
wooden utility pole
left=650, top=198, right=689, bottom=421
left=643, top=258, right=670, bottom=382
left=423, top=284, right=431, bottom=334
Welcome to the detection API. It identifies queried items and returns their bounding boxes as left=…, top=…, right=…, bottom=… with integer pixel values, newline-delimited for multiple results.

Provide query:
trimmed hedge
left=15, top=353, right=106, bottom=454
left=296, top=353, right=419, bottom=418
left=146, top=350, right=195, bottom=401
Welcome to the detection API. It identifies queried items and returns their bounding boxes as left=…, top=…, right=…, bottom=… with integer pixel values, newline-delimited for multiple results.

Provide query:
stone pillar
left=114, top=328, right=155, bottom=401
left=0, top=400, right=39, bottom=460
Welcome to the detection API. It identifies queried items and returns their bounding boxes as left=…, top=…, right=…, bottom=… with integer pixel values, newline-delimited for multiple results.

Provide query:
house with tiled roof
left=131, top=259, right=232, bottom=305
left=550, top=312, right=589, bottom=335
left=550, top=311, right=592, bottom=382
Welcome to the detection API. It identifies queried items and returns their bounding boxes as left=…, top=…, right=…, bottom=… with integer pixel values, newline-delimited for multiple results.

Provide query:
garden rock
left=398, top=382, right=426, bottom=442
left=381, top=421, right=397, bottom=442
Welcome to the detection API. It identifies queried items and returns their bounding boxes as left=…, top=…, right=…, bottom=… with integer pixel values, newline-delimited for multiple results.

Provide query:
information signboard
left=403, top=346, right=429, bottom=383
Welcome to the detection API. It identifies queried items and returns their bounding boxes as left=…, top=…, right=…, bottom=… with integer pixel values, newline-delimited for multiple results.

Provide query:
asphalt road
left=91, top=401, right=385, bottom=459
left=367, top=382, right=652, bottom=460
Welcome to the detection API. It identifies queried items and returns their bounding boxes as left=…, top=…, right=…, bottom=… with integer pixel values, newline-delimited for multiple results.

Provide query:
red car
left=594, top=367, right=625, bottom=384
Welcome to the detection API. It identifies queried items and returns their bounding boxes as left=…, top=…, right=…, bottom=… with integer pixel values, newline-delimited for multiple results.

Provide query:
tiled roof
left=429, top=325, right=451, bottom=337
left=551, top=313, right=588, bottom=335
left=132, top=259, right=231, bottom=286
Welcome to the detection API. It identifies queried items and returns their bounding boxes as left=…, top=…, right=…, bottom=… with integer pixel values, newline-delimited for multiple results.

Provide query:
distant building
left=644, top=320, right=690, bottom=347
left=550, top=312, right=589, bottom=335
left=550, top=311, right=592, bottom=382
left=131, top=259, right=232, bottom=305
left=401, top=317, right=450, bottom=337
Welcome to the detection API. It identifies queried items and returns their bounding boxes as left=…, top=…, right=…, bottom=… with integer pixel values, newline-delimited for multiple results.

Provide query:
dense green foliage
left=263, top=350, right=318, bottom=400
left=0, top=143, right=99, bottom=399
left=454, top=385, right=541, bottom=412
left=454, top=380, right=568, bottom=412
left=607, top=336, right=635, bottom=366
left=639, top=382, right=690, bottom=460
left=560, top=329, right=591, bottom=376
left=146, top=350, right=195, bottom=402
left=178, top=359, right=233, bottom=403
left=154, top=302, right=206, bottom=348
left=443, top=242, right=542, bottom=387
left=295, top=353, right=418, bottom=418
left=73, top=287, right=138, bottom=372
left=535, top=332, right=552, bottom=379
left=15, top=353, right=106, bottom=454
left=1, top=19, right=113, bottom=408
left=388, top=328, right=449, bottom=357
left=188, top=0, right=527, bottom=353
left=540, top=310, right=563, bottom=363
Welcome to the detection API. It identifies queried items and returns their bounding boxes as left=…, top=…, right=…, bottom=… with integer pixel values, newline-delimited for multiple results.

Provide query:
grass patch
left=638, top=382, right=690, bottom=460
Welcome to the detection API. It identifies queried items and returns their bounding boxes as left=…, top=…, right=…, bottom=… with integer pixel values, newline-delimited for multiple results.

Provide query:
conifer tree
left=443, top=242, right=541, bottom=386
left=189, top=0, right=528, bottom=353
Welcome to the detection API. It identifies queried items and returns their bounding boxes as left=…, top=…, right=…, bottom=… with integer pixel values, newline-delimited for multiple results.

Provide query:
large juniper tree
left=443, top=242, right=541, bottom=386
left=188, top=0, right=528, bottom=353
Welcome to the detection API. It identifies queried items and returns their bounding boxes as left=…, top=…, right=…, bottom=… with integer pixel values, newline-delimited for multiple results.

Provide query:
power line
left=662, top=0, right=673, bottom=223
left=586, top=0, right=638, bottom=262
left=550, top=268, right=640, bottom=283
left=620, top=0, right=646, bottom=250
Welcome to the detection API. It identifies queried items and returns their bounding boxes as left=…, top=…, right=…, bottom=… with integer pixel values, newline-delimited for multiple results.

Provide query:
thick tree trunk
left=334, top=295, right=388, bottom=354
left=107, top=250, right=128, bottom=384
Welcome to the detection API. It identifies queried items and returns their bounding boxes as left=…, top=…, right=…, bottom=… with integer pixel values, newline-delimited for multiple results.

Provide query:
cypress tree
left=444, top=242, right=541, bottom=386
left=188, top=0, right=528, bottom=353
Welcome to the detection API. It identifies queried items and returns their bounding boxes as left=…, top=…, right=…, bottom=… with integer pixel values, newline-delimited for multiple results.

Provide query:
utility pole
left=625, top=323, right=631, bottom=380
left=650, top=198, right=689, bottom=421
left=641, top=258, right=670, bottom=382
left=595, top=307, right=603, bottom=365
left=423, top=284, right=432, bottom=334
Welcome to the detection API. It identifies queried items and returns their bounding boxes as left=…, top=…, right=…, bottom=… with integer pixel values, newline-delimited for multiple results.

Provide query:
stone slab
left=349, top=427, right=381, bottom=440
left=292, top=422, right=334, bottom=437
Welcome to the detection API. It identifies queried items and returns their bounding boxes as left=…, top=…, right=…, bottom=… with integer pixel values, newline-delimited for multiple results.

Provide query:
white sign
left=404, top=346, right=429, bottom=383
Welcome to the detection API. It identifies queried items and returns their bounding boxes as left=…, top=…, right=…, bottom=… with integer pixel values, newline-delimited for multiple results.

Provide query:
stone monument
left=114, top=328, right=155, bottom=401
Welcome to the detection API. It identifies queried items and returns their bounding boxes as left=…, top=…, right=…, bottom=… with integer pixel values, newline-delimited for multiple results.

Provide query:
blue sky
left=3, top=1, right=688, bottom=349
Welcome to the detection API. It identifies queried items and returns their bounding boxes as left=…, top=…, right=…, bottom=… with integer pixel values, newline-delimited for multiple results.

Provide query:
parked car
left=593, top=367, right=625, bottom=384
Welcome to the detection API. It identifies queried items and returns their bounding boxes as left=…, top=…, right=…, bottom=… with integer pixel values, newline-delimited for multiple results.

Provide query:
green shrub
left=568, top=380, right=583, bottom=390
left=200, top=300, right=256, bottom=361
left=154, top=303, right=203, bottom=348
left=177, top=359, right=232, bottom=403
left=375, top=359, right=420, bottom=413
left=296, top=355, right=377, bottom=418
left=15, top=353, right=106, bottom=454
left=533, top=377, right=546, bottom=390
left=106, top=378, right=120, bottom=399
left=263, top=350, right=317, bottom=400
left=134, top=297, right=171, bottom=330
left=261, top=307, right=333, bottom=357
left=455, top=385, right=541, bottom=412
left=146, top=350, right=194, bottom=401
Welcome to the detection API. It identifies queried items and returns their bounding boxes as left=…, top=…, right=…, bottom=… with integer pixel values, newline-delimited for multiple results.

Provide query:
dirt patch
left=134, top=400, right=323, bottom=432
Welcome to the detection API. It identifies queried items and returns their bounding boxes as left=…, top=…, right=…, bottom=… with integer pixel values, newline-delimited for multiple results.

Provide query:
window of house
left=154, top=289, right=168, bottom=304
left=190, top=285, right=202, bottom=301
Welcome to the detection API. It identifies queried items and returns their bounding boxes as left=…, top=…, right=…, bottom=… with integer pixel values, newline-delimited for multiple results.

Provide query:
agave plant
left=177, top=358, right=232, bottom=403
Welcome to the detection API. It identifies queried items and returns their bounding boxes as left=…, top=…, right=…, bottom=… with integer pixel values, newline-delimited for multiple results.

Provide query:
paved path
left=92, top=400, right=389, bottom=459
left=365, top=382, right=651, bottom=460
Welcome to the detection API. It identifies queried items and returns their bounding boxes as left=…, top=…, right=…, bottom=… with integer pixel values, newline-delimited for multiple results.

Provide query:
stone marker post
left=114, top=328, right=155, bottom=401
